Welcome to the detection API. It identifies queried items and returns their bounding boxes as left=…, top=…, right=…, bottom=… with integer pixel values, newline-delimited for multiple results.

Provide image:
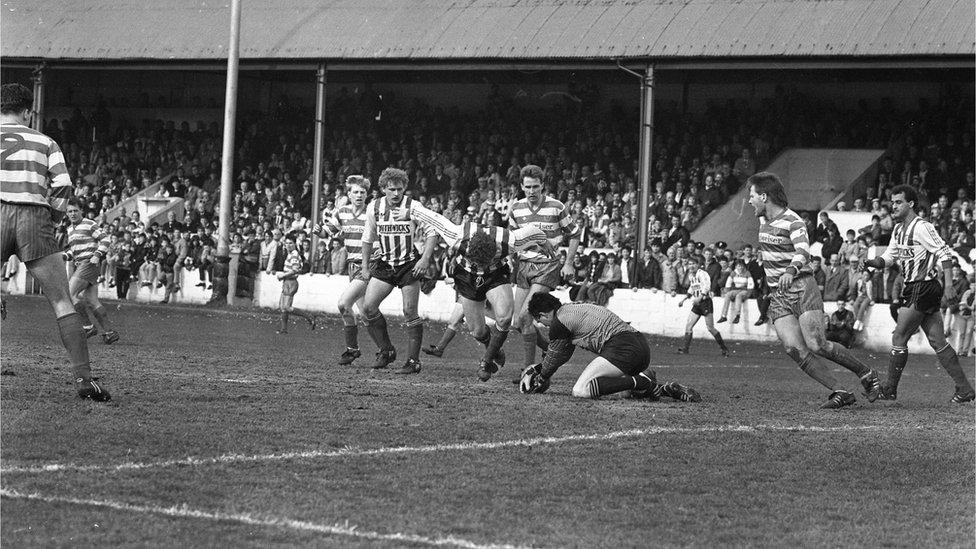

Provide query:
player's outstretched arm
left=399, top=202, right=466, bottom=248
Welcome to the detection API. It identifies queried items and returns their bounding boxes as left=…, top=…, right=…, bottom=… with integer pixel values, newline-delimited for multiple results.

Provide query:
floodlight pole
left=31, top=64, right=45, bottom=132
left=209, top=0, right=242, bottom=305
left=636, top=64, right=654, bottom=254
left=310, top=64, right=327, bottom=254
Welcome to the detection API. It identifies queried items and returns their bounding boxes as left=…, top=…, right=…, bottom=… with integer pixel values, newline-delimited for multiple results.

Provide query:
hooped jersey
left=507, top=196, right=579, bottom=263
left=880, top=216, right=951, bottom=283
left=66, top=218, right=110, bottom=264
left=322, top=203, right=367, bottom=262
left=757, top=209, right=812, bottom=289
left=1, top=123, right=73, bottom=212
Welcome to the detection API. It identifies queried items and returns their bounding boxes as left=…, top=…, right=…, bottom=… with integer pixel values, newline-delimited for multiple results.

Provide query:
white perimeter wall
left=6, top=264, right=946, bottom=355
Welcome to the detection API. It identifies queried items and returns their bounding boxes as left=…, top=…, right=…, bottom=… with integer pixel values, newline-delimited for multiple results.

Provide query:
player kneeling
left=519, top=294, right=701, bottom=402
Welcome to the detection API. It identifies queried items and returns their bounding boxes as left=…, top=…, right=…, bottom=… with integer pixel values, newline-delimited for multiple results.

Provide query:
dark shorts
left=454, top=264, right=511, bottom=302
left=281, top=278, right=299, bottom=296
left=691, top=296, right=714, bottom=316
left=72, top=262, right=100, bottom=285
left=347, top=261, right=369, bottom=283
left=599, top=330, right=650, bottom=376
left=768, top=274, right=824, bottom=321
left=372, top=258, right=420, bottom=289
left=1, top=203, right=61, bottom=263
left=515, top=259, right=562, bottom=290
left=900, top=279, right=942, bottom=315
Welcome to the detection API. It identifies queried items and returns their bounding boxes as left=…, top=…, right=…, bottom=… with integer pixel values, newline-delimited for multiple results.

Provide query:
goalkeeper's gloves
left=519, top=364, right=550, bottom=394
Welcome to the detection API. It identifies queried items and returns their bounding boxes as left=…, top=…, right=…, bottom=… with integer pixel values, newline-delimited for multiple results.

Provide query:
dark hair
left=520, top=164, right=544, bottom=182
left=528, top=293, right=562, bottom=318
left=890, top=184, right=918, bottom=208
left=378, top=168, right=408, bottom=188
left=466, top=231, right=497, bottom=268
left=1, top=83, right=32, bottom=114
left=66, top=197, right=83, bottom=209
left=747, top=172, right=789, bottom=208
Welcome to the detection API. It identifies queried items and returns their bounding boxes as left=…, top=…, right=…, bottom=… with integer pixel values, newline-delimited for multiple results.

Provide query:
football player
left=359, top=168, right=438, bottom=374
left=314, top=175, right=371, bottom=364
left=748, top=172, right=880, bottom=409
left=397, top=199, right=552, bottom=380
left=860, top=185, right=975, bottom=402
left=65, top=198, right=119, bottom=344
left=676, top=254, right=728, bottom=356
left=519, top=293, right=701, bottom=402
left=507, top=165, right=580, bottom=374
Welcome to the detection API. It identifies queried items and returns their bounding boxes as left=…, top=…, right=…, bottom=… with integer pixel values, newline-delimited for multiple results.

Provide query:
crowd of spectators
left=25, top=84, right=971, bottom=350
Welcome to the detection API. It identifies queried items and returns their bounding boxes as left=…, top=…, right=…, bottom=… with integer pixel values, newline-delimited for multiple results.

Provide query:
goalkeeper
left=521, top=293, right=701, bottom=402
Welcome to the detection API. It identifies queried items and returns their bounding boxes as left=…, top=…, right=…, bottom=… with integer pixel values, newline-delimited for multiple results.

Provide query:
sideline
left=0, top=488, right=525, bottom=549
left=1, top=424, right=894, bottom=475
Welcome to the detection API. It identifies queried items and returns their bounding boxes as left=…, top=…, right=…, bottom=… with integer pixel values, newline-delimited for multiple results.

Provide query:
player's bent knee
left=571, top=378, right=599, bottom=399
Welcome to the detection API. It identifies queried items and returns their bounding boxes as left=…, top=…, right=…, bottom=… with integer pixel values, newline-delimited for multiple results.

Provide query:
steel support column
left=209, top=0, right=242, bottom=305
left=310, top=64, right=327, bottom=255
left=636, top=64, right=654, bottom=253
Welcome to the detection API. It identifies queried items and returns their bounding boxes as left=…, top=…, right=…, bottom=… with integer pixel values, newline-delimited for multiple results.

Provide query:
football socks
left=484, top=325, right=509, bottom=365
left=886, top=346, right=909, bottom=392
left=796, top=351, right=840, bottom=391
left=712, top=331, right=728, bottom=353
left=92, top=305, right=113, bottom=331
left=365, top=312, right=394, bottom=351
left=343, top=324, right=358, bottom=349
left=437, top=327, right=458, bottom=351
left=936, top=343, right=974, bottom=392
left=405, top=317, right=424, bottom=361
left=56, top=312, right=92, bottom=380
left=820, top=341, right=871, bottom=377
left=521, top=325, right=537, bottom=366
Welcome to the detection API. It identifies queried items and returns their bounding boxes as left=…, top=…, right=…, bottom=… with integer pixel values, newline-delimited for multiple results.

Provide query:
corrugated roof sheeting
left=1, top=0, right=973, bottom=61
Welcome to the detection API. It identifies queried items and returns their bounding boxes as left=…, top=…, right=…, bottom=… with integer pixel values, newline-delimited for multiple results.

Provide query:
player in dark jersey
left=1, top=83, right=109, bottom=401
left=519, top=293, right=701, bottom=402
left=360, top=168, right=438, bottom=374
left=861, top=185, right=975, bottom=403
left=397, top=200, right=551, bottom=380
left=748, top=172, right=880, bottom=409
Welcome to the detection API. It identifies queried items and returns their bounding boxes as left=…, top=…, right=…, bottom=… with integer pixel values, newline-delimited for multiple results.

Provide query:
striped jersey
left=757, top=209, right=812, bottom=289
left=322, top=204, right=367, bottom=262
left=549, top=303, right=637, bottom=354
left=406, top=202, right=552, bottom=276
left=362, top=197, right=435, bottom=267
left=66, top=218, right=110, bottom=264
left=507, top=196, right=579, bottom=263
left=880, top=216, right=951, bottom=283
left=1, top=123, right=73, bottom=211
left=686, top=269, right=712, bottom=299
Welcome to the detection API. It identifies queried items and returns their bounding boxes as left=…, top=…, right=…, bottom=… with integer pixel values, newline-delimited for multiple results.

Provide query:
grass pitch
left=1, top=295, right=973, bottom=548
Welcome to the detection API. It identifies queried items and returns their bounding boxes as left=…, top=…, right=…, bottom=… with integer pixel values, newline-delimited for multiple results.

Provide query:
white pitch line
left=0, top=424, right=889, bottom=475
left=0, top=488, right=523, bottom=549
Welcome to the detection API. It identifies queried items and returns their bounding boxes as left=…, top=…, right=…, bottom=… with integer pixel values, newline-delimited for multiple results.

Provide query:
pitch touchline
left=0, top=424, right=889, bottom=475
left=0, top=489, right=523, bottom=549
